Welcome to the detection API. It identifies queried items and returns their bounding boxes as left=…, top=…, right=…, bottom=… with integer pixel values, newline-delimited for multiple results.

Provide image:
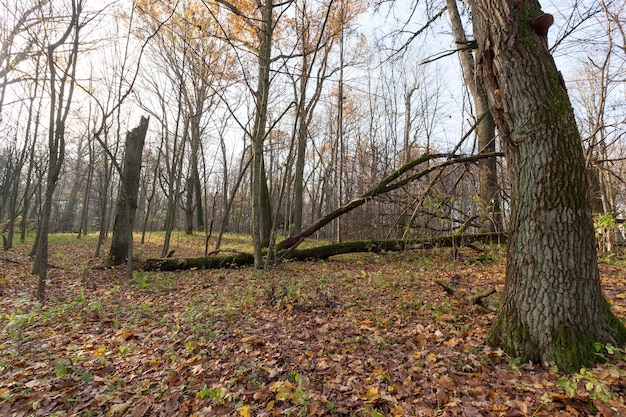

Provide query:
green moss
left=487, top=310, right=538, bottom=363
left=551, top=326, right=596, bottom=373
left=517, top=6, right=543, bottom=47
left=603, top=299, right=626, bottom=344
left=489, top=305, right=626, bottom=373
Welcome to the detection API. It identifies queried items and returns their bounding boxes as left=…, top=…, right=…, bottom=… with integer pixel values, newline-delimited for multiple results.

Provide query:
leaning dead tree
left=143, top=151, right=504, bottom=271
left=109, top=116, right=149, bottom=266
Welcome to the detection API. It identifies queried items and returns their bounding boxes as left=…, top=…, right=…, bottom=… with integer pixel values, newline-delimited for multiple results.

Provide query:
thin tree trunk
left=161, top=116, right=188, bottom=258
left=446, top=0, right=501, bottom=233
left=141, top=149, right=161, bottom=244
left=6, top=139, right=24, bottom=250
left=59, top=153, right=83, bottom=232
left=20, top=134, right=38, bottom=243
left=78, top=130, right=95, bottom=238
left=334, top=0, right=345, bottom=243
left=33, top=2, right=81, bottom=300
left=94, top=140, right=113, bottom=258
left=190, top=109, right=204, bottom=232
left=250, top=0, right=274, bottom=267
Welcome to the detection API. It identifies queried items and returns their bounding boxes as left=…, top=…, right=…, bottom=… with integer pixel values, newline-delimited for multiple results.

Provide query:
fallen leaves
left=1, top=239, right=626, bottom=416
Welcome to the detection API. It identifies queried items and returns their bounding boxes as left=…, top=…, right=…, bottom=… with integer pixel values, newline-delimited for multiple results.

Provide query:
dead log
left=277, top=152, right=503, bottom=253
left=143, top=232, right=505, bottom=271
left=144, top=252, right=255, bottom=271
left=436, top=278, right=497, bottom=312
left=469, top=288, right=496, bottom=311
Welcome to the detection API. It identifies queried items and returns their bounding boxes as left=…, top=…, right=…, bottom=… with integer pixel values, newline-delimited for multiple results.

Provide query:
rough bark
left=108, top=116, right=149, bottom=265
left=469, top=0, right=626, bottom=371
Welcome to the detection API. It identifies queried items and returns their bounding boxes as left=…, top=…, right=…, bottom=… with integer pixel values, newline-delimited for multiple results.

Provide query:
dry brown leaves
left=1, top=235, right=626, bottom=416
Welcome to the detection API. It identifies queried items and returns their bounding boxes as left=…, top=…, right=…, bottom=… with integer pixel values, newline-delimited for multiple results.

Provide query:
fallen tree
left=143, top=151, right=505, bottom=272
left=143, top=232, right=505, bottom=271
left=276, top=152, right=503, bottom=254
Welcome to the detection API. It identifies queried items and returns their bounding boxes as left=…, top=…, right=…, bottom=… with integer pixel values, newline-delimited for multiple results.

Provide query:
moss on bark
left=604, top=300, right=626, bottom=344
left=488, top=302, right=626, bottom=373
left=551, top=327, right=597, bottom=372
left=487, top=310, right=539, bottom=363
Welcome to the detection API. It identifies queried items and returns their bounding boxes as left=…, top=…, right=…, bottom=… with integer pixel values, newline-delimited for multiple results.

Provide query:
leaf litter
left=1, top=236, right=626, bottom=416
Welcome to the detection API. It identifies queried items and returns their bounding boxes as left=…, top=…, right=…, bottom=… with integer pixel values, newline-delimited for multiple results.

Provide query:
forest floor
left=1, top=233, right=626, bottom=417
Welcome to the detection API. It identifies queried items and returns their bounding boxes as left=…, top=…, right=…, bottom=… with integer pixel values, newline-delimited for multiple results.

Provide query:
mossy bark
left=470, top=0, right=626, bottom=371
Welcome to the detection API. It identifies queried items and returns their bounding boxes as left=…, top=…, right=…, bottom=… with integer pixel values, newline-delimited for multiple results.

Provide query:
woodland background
left=2, top=1, right=626, bottom=415
left=1, top=0, right=624, bottom=261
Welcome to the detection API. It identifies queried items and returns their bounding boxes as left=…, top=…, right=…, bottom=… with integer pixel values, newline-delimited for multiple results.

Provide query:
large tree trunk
left=469, top=0, right=626, bottom=371
left=108, top=116, right=149, bottom=265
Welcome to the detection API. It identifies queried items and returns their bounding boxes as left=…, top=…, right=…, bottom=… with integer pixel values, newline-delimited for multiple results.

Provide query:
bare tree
left=31, top=0, right=83, bottom=301
left=108, top=116, right=149, bottom=266
left=446, top=0, right=501, bottom=233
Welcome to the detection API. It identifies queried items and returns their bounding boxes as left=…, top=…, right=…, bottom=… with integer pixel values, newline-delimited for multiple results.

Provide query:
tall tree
left=31, top=0, right=83, bottom=301
left=287, top=0, right=335, bottom=236
left=446, top=0, right=501, bottom=232
left=207, top=0, right=291, bottom=266
left=467, top=0, right=626, bottom=370
left=135, top=0, right=233, bottom=235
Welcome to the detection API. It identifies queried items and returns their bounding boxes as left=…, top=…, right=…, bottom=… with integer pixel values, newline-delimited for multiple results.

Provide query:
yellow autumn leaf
left=616, top=293, right=626, bottom=299
left=270, top=381, right=294, bottom=401
left=391, top=404, right=405, bottom=417
left=118, top=329, right=135, bottom=340
left=276, top=389, right=291, bottom=401
left=426, top=352, right=438, bottom=364
left=361, top=385, right=380, bottom=402
left=445, top=337, right=460, bottom=347
left=94, top=345, right=106, bottom=358
left=373, top=367, right=386, bottom=376
left=106, top=402, right=131, bottom=417
left=239, top=405, right=251, bottom=417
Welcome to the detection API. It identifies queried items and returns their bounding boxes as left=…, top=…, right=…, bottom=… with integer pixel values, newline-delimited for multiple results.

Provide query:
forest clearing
left=1, top=233, right=626, bottom=417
